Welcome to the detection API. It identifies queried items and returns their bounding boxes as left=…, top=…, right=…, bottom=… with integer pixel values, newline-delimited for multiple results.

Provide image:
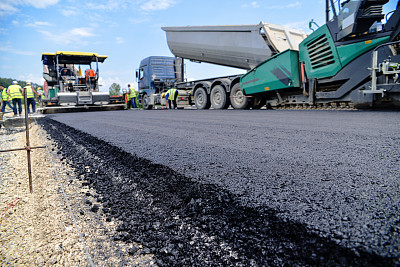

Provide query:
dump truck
left=40, top=51, right=125, bottom=113
left=137, top=23, right=307, bottom=109
left=146, top=0, right=400, bottom=110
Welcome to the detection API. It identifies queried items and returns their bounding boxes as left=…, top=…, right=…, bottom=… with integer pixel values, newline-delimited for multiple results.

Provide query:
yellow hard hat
left=27, top=82, right=31, bottom=85
left=38, top=87, right=42, bottom=89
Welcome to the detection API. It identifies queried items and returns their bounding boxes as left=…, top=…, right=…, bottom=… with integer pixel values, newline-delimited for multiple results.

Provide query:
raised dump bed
left=162, top=22, right=307, bottom=70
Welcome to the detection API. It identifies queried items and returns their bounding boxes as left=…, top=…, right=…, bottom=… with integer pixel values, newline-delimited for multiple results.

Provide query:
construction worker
left=166, top=88, right=179, bottom=109
left=36, top=86, right=44, bottom=106
left=128, top=84, right=137, bottom=109
left=7, top=81, right=23, bottom=116
left=24, top=82, right=40, bottom=113
left=122, top=89, right=130, bottom=109
left=1, top=85, right=13, bottom=114
left=126, top=88, right=132, bottom=109
left=85, top=68, right=96, bottom=90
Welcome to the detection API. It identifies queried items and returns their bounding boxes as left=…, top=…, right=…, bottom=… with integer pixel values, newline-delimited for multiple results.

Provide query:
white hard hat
left=12, top=81, right=18, bottom=84
left=27, top=82, right=31, bottom=85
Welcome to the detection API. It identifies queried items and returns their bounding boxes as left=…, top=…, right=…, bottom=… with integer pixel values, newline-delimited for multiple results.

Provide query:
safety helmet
left=38, top=87, right=42, bottom=89
left=12, top=81, right=18, bottom=84
left=27, top=82, right=31, bottom=85
left=122, top=89, right=127, bottom=93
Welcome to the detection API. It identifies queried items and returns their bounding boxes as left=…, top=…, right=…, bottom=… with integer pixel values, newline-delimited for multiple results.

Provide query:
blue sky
left=0, top=0, right=398, bottom=92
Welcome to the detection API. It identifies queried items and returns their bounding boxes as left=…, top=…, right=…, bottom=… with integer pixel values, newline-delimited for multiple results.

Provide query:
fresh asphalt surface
left=47, top=109, right=400, bottom=261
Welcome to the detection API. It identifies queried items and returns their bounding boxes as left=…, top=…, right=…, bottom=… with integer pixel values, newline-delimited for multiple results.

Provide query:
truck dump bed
left=162, top=22, right=307, bottom=70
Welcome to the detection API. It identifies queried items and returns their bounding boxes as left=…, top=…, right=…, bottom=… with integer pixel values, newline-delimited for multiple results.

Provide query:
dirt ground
left=0, top=121, right=155, bottom=266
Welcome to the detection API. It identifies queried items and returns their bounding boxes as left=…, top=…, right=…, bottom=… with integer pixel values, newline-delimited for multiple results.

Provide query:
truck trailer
left=139, top=0, right=400, bottom=110
left=137, top=22, right=307, bottom=109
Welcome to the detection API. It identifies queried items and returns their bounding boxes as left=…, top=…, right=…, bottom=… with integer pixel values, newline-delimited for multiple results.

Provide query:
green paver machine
left=240, top=0, right=400, bottom=109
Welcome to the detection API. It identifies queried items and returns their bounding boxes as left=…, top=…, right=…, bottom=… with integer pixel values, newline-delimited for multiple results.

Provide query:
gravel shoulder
left=0, top=122, right=155, bottom=266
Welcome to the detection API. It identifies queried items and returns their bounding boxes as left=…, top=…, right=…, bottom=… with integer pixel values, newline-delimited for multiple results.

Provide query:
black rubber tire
left=194, top=87, right=211, bottom=109
left=142, top=94, right=153, bottom=110
left=210, top=85, right=227, bottom=109
left=230, top=83, right=248, bottom=109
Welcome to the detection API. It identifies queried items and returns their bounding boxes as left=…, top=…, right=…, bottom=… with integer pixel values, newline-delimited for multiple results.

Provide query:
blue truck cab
left=136, top=56, right=178, bottom=109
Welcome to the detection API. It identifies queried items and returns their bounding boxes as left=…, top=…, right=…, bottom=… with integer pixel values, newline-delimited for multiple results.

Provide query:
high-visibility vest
left=85, top=69, right=95, bottom=80
left=24, top=86, right=34, bottom=98
left=129, top=88, right=137, bottom=98
left=2, top=88, right=9, bottom=101
left=8, top=85, right=23, bottom=99
left=168, top=88, right=178, bottom=101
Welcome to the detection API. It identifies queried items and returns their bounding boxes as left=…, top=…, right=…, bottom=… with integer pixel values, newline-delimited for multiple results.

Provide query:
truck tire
left=194, top=87, right=211, bottom=109
left=230, top=83, right=248, bottom=109
left=210, top=85, right=227, bottom=109
left=142, top=94, right=153, bottom=110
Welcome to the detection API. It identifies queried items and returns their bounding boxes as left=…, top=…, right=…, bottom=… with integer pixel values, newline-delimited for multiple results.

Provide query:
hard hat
left=38, top=87, right=42, bottom=89
left=27, top=82, right=31, bottom=85
left=12, top=81, right=18, bottom=84
left=122, top=89, right=127, bottom=93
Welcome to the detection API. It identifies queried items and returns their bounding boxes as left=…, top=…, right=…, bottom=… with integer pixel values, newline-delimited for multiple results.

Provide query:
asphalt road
left=47, top=109, right=400, bottom=260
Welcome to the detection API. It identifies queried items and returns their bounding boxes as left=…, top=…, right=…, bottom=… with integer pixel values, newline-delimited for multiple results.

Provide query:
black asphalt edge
left=38, top=117, right=396, bottom=267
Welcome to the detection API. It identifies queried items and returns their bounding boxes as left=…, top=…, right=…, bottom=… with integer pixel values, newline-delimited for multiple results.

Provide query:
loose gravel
left=0, top=122, right=155, bottom=266
left=36, top=109, right=400, bottom=266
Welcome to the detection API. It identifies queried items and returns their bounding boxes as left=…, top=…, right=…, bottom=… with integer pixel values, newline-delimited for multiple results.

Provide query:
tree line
left=0, top=77, right=42, bottom=88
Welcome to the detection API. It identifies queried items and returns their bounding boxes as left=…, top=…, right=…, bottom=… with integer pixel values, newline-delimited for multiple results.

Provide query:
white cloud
left=129, top=17, right=151, bottom=24
left=268, top=1, right=301, bottom=9
left=18, top=73, right=44, bottom=85
left=86, top=0, right=128, bottom=11
left=140, top=0, right=176, bottom=12
left=284, top=21, right=310, bottom=33
left=0, top=46, right=36, bottom=56
left=116, top=37, right=125, bottom=44
left=0, top=27, right=8, bottom=34
left=26, top=21, right=52, bottom=27
left=38, top=27, right=95, bottom=45
left=23, top=0, right=59, bottom=9
left=61, top=7, right=79, bottom=17
left=242, top=2, right=260, bottom=8
left=0, top=2, right=18, bottom=15
left=0, top=0, right=59, bottom=15
left=69, top=27, right=95, bottom=37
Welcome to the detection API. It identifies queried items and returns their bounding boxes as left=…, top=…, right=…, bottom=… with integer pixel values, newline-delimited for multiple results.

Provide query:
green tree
left=0, top=77, right=41, bottom=88
left=109, top=83, right=121, bottom=96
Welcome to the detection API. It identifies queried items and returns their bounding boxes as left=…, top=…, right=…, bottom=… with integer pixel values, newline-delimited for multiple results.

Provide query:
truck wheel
left=194, top=87, right=211, bottom=109
left=142, top=94, right=153, bottom=110
left=210, top=85, right=227, bottom=109
left=230, top=83, right=248, bottom=109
